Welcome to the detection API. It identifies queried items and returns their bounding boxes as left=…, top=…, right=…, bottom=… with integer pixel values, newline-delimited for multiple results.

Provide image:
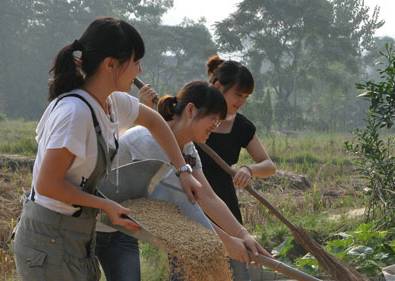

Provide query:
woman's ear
left=103, top=57, right=116, bottom=73
left=185, top=102, right=197, bottom=119
left=213, top=80, right=223, bottom=92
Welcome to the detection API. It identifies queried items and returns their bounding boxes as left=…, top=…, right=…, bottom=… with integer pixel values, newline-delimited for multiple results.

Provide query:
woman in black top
left=197, top=55, right=276, bottom=281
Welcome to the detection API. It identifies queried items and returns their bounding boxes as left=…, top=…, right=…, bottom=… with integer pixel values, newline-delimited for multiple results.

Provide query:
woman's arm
left=36, top=148, right=140, bottom=231
left=134, top=104, right=202, bottom=202
left=193, top=169, right=271, bottom=257
left=233, top=134, right=276, bottom=188
left=211, top=223, right=250, bottom=262
left=193, top=169, right=244, bottom=236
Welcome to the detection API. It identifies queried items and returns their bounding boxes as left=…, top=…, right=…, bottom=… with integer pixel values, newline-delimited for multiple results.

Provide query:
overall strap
left=31, top=93, right=107, bottom=203
left=52, top=94, right=102, bottom=134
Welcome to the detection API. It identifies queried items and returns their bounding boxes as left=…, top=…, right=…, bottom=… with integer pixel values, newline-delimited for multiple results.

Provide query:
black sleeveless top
left=196, top=113, right=256, bottom=223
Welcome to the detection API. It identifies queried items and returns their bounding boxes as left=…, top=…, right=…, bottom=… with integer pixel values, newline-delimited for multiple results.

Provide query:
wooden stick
left=247, top=251, right=322, bottom=281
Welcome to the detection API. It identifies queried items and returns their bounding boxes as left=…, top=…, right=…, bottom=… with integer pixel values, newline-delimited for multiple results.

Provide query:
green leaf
left=347, top=246, right=374, bottom=257
left=390, top=240, right=395, bottom=252
left=272, top=237, right=294, bottom=258
left=373, top=252, right=390, bottom=261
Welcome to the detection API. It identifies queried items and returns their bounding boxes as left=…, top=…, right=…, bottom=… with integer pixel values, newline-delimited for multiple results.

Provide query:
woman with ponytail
left=13, top=17, right=201, bottom=281
left=97, top=81, right=271, bottom=281
left=196, top=55, right=276, bottom=281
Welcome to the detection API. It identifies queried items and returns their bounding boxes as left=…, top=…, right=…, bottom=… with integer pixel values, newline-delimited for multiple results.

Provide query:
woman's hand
left=138, top=84, right=158, bottom=109
left=179, top=173, right=202, bottom=203
left=223, top=235, right=250, bottom=263
left=102, top=199, right=141, bottom=232
left=233, top=166, right=252, bottom=189
left=240, top=231, right=272, bottom=258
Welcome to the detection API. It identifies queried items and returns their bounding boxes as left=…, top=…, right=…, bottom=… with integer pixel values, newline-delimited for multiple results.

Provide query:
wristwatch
left=175, top=164, right=193, bottom=177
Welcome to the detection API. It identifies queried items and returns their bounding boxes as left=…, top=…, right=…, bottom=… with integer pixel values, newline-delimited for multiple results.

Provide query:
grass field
left=0, top=120, right=392, bottom=280
left=0, top=120, right=37, bottom=156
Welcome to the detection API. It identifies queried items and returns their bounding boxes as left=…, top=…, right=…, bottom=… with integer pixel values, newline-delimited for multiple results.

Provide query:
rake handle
left=248, top=251, right=322, bottom=281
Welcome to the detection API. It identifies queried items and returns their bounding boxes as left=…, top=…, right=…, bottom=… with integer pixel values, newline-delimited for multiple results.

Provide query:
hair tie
left=169, top=96, right=178, bottom=114
left=71, top=39, right=84, bottom=51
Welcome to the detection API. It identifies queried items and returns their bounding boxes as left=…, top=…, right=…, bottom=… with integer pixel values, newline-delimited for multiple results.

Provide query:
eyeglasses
left=209, top=117, right=221, bottom=128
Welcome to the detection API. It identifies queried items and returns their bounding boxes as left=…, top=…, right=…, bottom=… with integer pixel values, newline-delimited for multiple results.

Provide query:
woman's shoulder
left=120, top=126, right=166, bottom=160
left=110, top=91, right=139, bottom=104
left=109, top=91, right=140, bottom=127
left=235, top=113, right=256, bottom=131
left=49, top=94, right=93, bottom=122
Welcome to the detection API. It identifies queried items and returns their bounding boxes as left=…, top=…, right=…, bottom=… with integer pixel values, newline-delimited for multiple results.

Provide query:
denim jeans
left=229, top=259, right=251, bottom=281
left=96, top=231, right=140, bottom=281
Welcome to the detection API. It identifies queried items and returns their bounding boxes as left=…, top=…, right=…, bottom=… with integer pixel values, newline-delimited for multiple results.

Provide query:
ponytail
left=158, top=81, right=227, bottom=121
left=158, top=96, right=178, bottom=121
left=207, top=54, right=224, bottom=83
left=206, top=54, right=254, bottom=95
left=48, top=17, right=145, bottom=101
left=48, top=40, right=84, bottom=101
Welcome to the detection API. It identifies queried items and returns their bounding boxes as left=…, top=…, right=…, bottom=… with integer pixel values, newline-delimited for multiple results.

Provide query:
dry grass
left=0, top=167, right=31, bottom=280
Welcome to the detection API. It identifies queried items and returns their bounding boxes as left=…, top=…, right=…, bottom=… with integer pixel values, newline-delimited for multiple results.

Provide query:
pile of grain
left=123, top=198, right=233, bottom=281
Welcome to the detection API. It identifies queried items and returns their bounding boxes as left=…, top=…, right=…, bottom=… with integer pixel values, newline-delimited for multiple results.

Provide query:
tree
left=214, top=0, right=383, bottom=130
left=261, top=89, right=273, bottom=132
left=0, top=0, right=175, bottom=118
left=136, top=19, right=217, bottom=95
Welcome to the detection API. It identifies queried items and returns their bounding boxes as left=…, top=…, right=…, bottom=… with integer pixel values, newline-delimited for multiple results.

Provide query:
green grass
left=240, top=131, right=353, bottom=172
left=140, top=243, right=169, bottom=281
left=236, top=132, right=395, bottom=279
left=0, top=120, right=37, bottom=156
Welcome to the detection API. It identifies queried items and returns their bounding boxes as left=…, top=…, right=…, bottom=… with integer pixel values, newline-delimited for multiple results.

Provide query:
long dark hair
left=158, top=81, right=227, bottom=121
left=48, top=17, right=145, bottom=101
left=207, top=54, right=254, bottom=94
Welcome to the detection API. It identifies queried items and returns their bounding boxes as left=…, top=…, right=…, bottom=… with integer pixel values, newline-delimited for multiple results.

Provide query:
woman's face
left=222, top=86, right=250, bottom=116
left=191, top=113, right=222, bottom=143
left=114, top=56, right=142, bottom=92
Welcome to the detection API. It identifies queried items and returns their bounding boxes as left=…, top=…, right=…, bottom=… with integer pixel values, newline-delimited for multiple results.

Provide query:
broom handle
left=248, top=251, right=322, bottom=281
left=197, top=143, right=298, bottom=231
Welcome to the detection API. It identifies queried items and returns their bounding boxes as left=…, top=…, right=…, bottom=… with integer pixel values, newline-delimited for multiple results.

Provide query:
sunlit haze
left=162, top=0, right=395, bottom=39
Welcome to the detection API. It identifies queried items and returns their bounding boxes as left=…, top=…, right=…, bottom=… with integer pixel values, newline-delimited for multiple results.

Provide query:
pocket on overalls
left=13, top=243, right=47, bottom=280
left=13, top=227, right=64, bottom=280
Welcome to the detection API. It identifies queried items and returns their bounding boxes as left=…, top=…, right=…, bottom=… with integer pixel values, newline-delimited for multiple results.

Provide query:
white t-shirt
left=118, top=125, right=202, bottom=176
left=96, top=125, right=212, bottom=232
left=31, top=89, right=140, bottom=215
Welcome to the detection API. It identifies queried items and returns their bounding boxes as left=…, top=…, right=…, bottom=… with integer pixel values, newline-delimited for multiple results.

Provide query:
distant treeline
left=0, top=0, right=394, bottom=132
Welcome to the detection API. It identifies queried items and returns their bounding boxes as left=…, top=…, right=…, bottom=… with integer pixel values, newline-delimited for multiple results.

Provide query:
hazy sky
left=162, top=0, right=395, bottom=39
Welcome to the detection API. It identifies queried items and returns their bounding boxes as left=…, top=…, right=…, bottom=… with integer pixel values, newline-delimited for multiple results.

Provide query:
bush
left=346, top=44, right=395, bottom=227
left=0, top=112, right=7, bottom=122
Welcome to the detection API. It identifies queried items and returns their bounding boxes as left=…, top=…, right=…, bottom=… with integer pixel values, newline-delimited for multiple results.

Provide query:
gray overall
left=13, top=94, right=115, bottom=281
